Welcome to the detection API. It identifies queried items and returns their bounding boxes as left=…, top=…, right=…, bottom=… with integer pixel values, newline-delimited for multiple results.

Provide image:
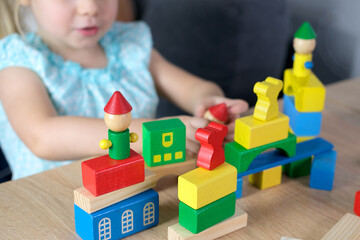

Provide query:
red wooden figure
left=195, top=122, right=228, bottom=170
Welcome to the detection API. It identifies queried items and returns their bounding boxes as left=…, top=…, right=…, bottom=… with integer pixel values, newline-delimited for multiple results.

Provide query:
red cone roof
left=104, top=91, right=132, bottom=115
left=209, top=103, right=228, bottom=122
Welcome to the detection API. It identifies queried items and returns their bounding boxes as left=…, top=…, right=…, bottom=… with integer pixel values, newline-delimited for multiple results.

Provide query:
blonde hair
left=0, top=0, right=22, bottom=38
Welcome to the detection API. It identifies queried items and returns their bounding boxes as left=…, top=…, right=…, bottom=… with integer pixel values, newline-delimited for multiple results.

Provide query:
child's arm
left=0, top=67, right=147, bottom=160
left=149, top=49, right=249, bottom=154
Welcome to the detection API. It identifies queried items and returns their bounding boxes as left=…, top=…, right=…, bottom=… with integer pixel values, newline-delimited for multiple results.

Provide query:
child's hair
left=0, top=0, right=22, bottom=38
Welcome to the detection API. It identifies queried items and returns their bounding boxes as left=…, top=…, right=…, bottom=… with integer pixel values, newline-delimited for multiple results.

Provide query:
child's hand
left=177, top=115, right=209, bottom=157
left=193, top=96, right=249, bottom=143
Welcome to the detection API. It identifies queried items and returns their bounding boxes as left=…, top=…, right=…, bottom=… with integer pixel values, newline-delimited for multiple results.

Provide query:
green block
left=179, top=193, right=236, bottom=234
left=283, top=157, right=312, bottom=178
left=225, top=133, right=296, bottom=173
left=108, top=129, right=130, bottom=160
left=143, top=118, right=186, bottom=167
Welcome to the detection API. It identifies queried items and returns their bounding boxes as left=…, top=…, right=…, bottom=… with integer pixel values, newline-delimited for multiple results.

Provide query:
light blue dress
left=0, top=22, right=159, bottom=179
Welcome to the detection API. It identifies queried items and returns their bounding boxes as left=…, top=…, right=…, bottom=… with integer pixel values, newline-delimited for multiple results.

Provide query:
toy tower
left=169, top=122, right=248, bottom=239
left=74, top=91, right=159, bottom=240
left=282, top=22, right=336, bottom=182
left=226, top=77, right=296, bottom=194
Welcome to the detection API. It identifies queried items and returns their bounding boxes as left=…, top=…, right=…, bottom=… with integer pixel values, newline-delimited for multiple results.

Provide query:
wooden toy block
left=248, top=166, right=282, bottom=190
left=253, top=77, right=283, bottom=122
left=143, top=118, right=186, bottom=167
left=283, top=135, right=314, bottom=179
left=283, top=157, right=312, bottom=178
left=226, top=133, right=296, bottom=173
left=146, top=157, right=197, bottom=181
left=321, top=213, right=360, bottom=240
left=168, top=208, right=248, bottom=240
left=178, top=162, right=237, bottom=209
left=234, top=113, right=289, bottom=149
left=75, top=189, right=159, bottom=240
left=309, top=150, right=337, bottom=191
left=81, top=150, right=144, bottom=196
left=283, top=70, right=326, bottom=112
left=235, top=177, right=243, bottom=199
left=233, top=138, right=333, bottom=197
left=74, top=169, right=156, bottom=214
left=293, top=52, right=313, bottom=78
left=195, top=122, right=228, bottom=170
left=203, top=103, right=228, bottom=124
left=355, top=191, right=360, bottom=216
left=179, top=193, right=236, bottom=234
left=283, top=94, right=322, bottom=136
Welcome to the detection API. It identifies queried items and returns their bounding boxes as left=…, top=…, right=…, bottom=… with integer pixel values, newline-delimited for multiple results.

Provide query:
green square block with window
left=142, top=118, right=186, bottom=167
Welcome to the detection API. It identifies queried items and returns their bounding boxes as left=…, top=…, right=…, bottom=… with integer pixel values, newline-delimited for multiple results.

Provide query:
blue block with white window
left=75, top=189, right=159, bottom=240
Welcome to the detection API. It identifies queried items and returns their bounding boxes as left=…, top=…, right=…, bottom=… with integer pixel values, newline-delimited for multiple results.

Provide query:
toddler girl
left=0, top=0, right=248, bottom=179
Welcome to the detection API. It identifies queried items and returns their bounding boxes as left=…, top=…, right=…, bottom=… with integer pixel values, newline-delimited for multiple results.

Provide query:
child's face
left=26, top=0, right=119, bottom=51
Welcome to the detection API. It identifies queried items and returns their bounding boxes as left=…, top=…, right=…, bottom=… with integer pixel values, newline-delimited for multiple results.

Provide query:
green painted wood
left=179, top=192, right=236, bottom=234
left=142, top=118, right=186, bottom=167
left=283, top=157, right=312, bottom=178
left=225, top=133, right=296, bottom=173
left=108, top=129, right=130, bottom=160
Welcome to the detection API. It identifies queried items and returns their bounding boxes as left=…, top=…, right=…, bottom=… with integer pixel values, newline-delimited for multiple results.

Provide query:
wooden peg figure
left=293, top=22, right=317, bottom=78
left=204, top=103, right=228, bottom=124
left=253, top=77, right=283, bottom=122
left=99, top=91, right=138, bottom=160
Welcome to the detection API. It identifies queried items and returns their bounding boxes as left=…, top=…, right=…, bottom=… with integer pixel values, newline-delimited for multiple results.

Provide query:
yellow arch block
left=283, top=69, right=326, bottom=112
left=178, top=163, right=237, bottom=210
left=234, top=113, right=289, bottom=149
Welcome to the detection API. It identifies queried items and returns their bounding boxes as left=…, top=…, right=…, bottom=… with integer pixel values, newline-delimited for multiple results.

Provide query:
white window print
left=143, top=202, right=155, bottom=226
left=122, top=210, right=134, bottom=234
left=98, top=217, right=111, bottom=240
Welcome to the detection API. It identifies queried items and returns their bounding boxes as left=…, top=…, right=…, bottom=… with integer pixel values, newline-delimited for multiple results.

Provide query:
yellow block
left=248, top=166, right=282, bottom=190
left=253, top=77, right=283, bottom=122
left=283, top=69, right=326, bottom=112
left=234, top=113, right=289, bottom=149
left=178, top=162, right=237, bottom=210
left=293, top=52, right=312, bottom=77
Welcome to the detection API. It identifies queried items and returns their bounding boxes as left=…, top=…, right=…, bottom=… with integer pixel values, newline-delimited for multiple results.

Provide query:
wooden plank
left=168, top=208, right=247, bottom=240
left=74, top=168, right=156, bottom=213
left=321, top=213, right=360, bottom=240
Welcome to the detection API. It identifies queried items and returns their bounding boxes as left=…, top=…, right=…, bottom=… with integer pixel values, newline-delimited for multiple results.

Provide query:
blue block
left=236, top=177, right=243, bottom=199
left=309, top=150, right=337, bottom=191
left=283, top=94, right=322, bottom=136
left=237, top=137, right=333, bottom=178
left=75, top=189, right=159, bottom=240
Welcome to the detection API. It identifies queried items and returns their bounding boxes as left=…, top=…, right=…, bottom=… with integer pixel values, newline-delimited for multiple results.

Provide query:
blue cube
left=309, top=150, right=337, bottom=191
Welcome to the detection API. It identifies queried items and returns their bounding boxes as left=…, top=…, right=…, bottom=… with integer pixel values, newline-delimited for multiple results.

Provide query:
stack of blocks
left=74, top=91, right=159, bottom=240
left=170, top=122, right=248, bottom=238
left=282, top=22, right=336, bottom=183
left=226, top=77, right=296, bottom=196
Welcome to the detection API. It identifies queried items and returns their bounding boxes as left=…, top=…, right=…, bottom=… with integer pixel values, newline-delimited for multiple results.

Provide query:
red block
left=81, top=149, right=144, bottom=196
left=355, top=191, right=360, bottom=216
left=195, top=122, right=228, bottom=170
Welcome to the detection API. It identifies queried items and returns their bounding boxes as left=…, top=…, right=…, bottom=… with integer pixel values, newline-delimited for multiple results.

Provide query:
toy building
left=74, top=91, right=159, bottom=240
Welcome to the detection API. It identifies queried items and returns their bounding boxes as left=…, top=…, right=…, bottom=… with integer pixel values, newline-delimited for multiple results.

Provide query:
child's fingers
left=186, top=139, right=200, bottom=157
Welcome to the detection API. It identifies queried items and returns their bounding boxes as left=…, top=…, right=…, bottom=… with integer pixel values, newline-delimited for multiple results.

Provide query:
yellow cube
left=234, top=113, right=289, bottom=149
left=178, top=163, right=237, bottom=209
left=248, top=166, right=282, bottom=190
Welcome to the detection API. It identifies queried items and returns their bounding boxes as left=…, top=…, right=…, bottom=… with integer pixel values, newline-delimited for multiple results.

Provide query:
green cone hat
left=294, top=22, right=317, bottom=39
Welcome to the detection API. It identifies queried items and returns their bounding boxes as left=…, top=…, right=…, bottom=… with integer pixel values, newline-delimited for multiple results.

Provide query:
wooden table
left=1, top=78, right=359, bottom=240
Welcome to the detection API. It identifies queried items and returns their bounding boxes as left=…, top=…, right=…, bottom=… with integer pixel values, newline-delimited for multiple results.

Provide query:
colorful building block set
left=74, top=22, right=340, bottom=240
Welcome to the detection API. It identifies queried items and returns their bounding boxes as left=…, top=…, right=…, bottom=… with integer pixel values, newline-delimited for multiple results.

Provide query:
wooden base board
left=146, top=158, right=197, bottom=181
left=168, top=208, right=247, bottom=240
left=321, top=213, right=360, bottom=240
left=74, top=168, right=156, bottom=213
